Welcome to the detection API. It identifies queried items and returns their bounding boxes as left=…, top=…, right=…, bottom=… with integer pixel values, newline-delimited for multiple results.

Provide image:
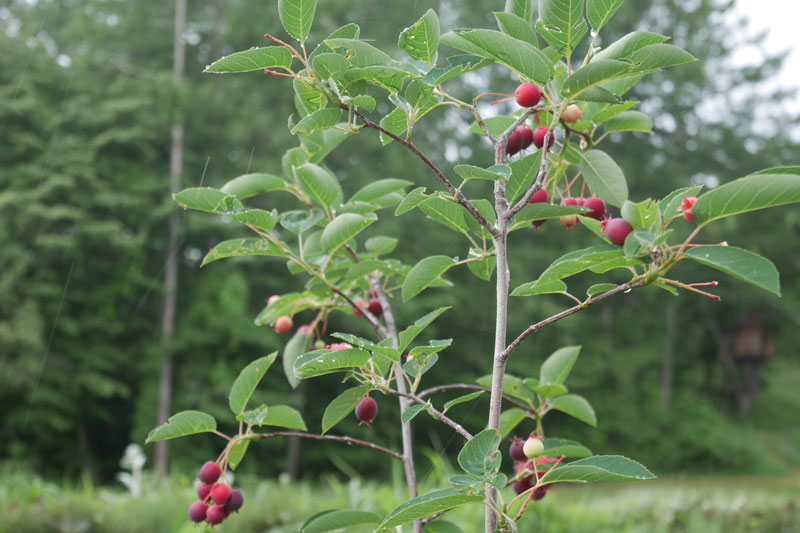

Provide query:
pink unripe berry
left=198, top=461, right=221, bottom=484
left=188, top=501, right=208, bottom=523
left=197, top=482, right=212, bottom=501
left=515, top=83, right=543, bottom=107
left=681, top=196, right=697, bottom=222
left=602, top=218, right=633, bottom=246
left=582, top=197, right=606, bottom=221
left=523, top=434, right=544, bottom=458
left=560, top=198, right=580, bottom=231
left=267, top=294, right=280, bottom=307
left=355, top=396, right=378, bottom=426
left=367, top=299, right=383, bottom=317
left=274, top=315, right=293, bottom=334
left=353, top=300, right=365, bottom=318
left=327, top=342, right=352, bottom=351
left=561, top=104, right=582, bottom=123
left=206, top=504, right=226, bottom=525
left=210, top=483, right=231, bottom=505
left=533, top=127, right=554, bottom=151
left=297, top=325, right=312, bottom=335
left=225, top=489, right=244, bottom=513
left=509, top=437, right=527, bottom=462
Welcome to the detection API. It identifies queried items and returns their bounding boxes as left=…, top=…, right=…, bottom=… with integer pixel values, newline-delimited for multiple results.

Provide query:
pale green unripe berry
left=523, top=435, right=544, bottom=458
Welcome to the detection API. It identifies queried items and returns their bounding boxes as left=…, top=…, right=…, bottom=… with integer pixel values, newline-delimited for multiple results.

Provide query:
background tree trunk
left=155, top=0, right=186, bottom=476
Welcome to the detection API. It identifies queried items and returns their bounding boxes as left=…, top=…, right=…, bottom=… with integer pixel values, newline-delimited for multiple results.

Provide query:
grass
left=2, top=465, right=798, bottom=532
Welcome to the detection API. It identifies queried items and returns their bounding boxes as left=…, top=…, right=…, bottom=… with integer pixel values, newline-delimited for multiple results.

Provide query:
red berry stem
left=659, top=277, right=721, bottom=300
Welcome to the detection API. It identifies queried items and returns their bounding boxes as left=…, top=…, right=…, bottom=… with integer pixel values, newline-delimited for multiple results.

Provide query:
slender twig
left=562, top=122, right=593, bottom=146
left=417, top=383, right=532, bottom=412
left=346, top=107, right=499, bottom=238
left=251, top=431, right=402, bottom=461
left=472, top=97, right=497, bottom=144
left=501, top=280, right=647, bottom=362
left=387, top=390, right=473, bottom=439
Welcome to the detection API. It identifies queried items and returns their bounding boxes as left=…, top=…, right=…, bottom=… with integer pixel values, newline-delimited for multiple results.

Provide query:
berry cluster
left=508, top=435, right=556, bottom=501
left=188, top=461, right=244, bottom=526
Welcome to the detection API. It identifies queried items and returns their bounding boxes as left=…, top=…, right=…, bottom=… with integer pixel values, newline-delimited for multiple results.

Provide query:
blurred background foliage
left=2, top=0, right=799, bottom=490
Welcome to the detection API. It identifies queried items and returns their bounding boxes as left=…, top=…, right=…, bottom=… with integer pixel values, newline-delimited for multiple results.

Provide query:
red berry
left=225, top=489, right=244, bottom=513
left=602, top=218, right=633, bottom=246
left=206, top=504, right=226, bottom=525
left=188, top=501, right=208, bottom=523
left=518, top=127, right=533, bottom=150
left=198, top=462, right=221, bottom=484
left=533, top=127, right=554, bottom=151
left=583, top=197, right=606, bottom=220
left=532, top=486, right=547, bottom=501
left=354, top=300, right=364, bottom=318
left=528, top=189, right=548, bottom=204
left=210, top=483, right=231, bottom=505
left=560, top=198, right=579, bottom=231
left=197, top=482, right=212, bottom=501
left=561, top=104, right=582, bottom=123
left=515, top=83, right=542, bottom=107
left=367, top=299, right=383, bottom=317
left=355, top=396, right=378, bottom=426
left=513, top=478, right=532, bottom=495
left=274, top=315, right=293, bottom=334
left=509, top=437, right=527, bottom=462
left=680, top=196, right=697, bottom=222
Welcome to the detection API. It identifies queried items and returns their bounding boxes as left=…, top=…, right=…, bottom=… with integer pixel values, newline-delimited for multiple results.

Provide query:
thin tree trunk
left=155, top=0, right=186, bottom=476
left=660, top=301, right=678, bottom=408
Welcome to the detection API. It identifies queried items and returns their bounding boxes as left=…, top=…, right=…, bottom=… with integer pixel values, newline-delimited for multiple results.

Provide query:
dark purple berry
left=355, top=396, right=378, bottom=426
left=188, top=501, right=208, bottom=523
left=198, top=462, right=221, bottom=484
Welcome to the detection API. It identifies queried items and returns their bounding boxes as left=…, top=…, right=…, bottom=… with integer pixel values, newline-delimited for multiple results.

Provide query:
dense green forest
left=3, top=0, right=799, bottom=487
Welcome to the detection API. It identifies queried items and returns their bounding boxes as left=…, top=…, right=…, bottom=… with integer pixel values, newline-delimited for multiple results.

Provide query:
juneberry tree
left=145, top=0, right=800, bottom=530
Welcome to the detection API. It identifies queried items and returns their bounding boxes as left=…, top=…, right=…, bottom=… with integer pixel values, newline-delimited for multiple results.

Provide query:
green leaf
left=542, top=437, right=593, bottom=458
left=321, top=386, right=369, bottom=434
left=402, top=403, right=430, bottom=424
left=280, top=209, right=325, bottom=234
left=291, top=108, right=342, bottom=135
left=395, top=187, right=429, bottom=216
left=278, top=0, right=317, bottom=42
left=284, top=330, right=312, bottom=389
left=498, top=408, right=528, bottom=440
left=378, top=489, right=484, bottom=529
left=494, top=12, right=538, bottom=47
left=526, top=379, right=569, bottom=398
left=324, top=38, right=392, bottom=67
left=259, top=405, right=307, bottom=431
left=320, top=214, right=376, bottom=253
left=227, top=439, right=250, bottom=470
left=350, top=179, right=413, bottom=203
left=145, top=411, right=217, bottom=444
left=540, top=346, right=581, bottom=386
left=621, top=198, right=659, bottom=230
left=458, top=428, right=502, bottom=479
left=294, top=77, right=326, bottom=116
left=541, top=455, right=655, bottom=484
left=365, top=236, right=398, bottom=255
left=402, top=255, right=456, bottom=301
left=301, top=510, right=381, bottom=533
left=549, top=394, right=597, bottom=426
left=587, top=283, right=618, bottom=297
left=590, top=101, right=640, bottom=124
left=294, top=348, right=371, bottom=379
left=443, top=391, right=485, bottom=412
left=512, top=245, right=627, bottom=296
left=693, top=171, right=800, bottom=225
left=229, top=209, right=280, bottom=232
left=684, top=246, right=780, bottom=296
left=295, top=163, right=343, bottom=211
left=229, top=353, right=279, bottom=415
left=629, top=43, right=697, bottom=72
left=442, top=29, right=553, bottom=85
left=586, top=0, right=625, bottom=31
left=510, top=204, right=588, bottom=230
left=504, top=0, right=533, bottom=23
left=562, top=59, right=633, bottom=98
left=204, top=47, right=293, bottom=73
left=574, top=86, right=621, bottom=103
left=201, top=238, right=287, bottom=267
left=309, top=23, right=360, bottom=62
left=454, top=164, right=511, bottom=181
left=594, top=31, right=668, bottom=61
left=578, top=149, right=628, bottom=207
left=509, top=279, right=567, bottom=296
left=220, top=173, right=286, bottom=199
left=423, top=520, right=464, bottom=533
left=507, top=152, right=543, bottom=204
left=330, top=333, right=400, bottom=361
left=605, top=110, right=653, bottom=133
left=467, top=251, right=497, bottom=281
left=398, top=307, right=452, bottom=351
left=398, top=9, right=440, bottom=65
left=535, top=0, right=588, bottom=58
left=174, top=187, right=242, bottom=214
left=419, top=197, right=470, bottom=235
left=312, top=53, right=350, bottom=79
